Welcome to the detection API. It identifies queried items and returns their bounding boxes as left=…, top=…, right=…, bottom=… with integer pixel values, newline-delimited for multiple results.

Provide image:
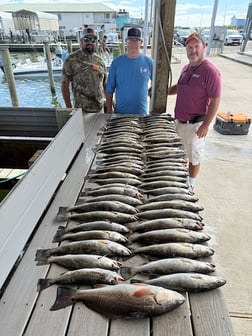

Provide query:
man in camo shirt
left=61, top=28, right=107, bottom=113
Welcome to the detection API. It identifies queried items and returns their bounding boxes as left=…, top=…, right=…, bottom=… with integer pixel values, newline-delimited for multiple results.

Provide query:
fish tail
left=55, top=207, right=68, bottom=221
left=128, top=234, right=138, bottom=244
left=81, top=188, right=92, bottom=196
left=37, top=278, right=51, bottom=291
left=52, top=226, right=66, bottom=243
left=35, top=255, right=49, bottom=266
left=50, top=286, right=77, bottom=311
left=35, top=248, right=51, bottom=261
left=119, top=266, right=136, bottom=280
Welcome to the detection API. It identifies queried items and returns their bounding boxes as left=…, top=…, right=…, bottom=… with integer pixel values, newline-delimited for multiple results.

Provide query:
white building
left=0, top=3, right=117, bottom=39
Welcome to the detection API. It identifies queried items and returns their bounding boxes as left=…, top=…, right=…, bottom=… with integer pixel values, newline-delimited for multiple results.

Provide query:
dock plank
left=110, top=319, right=150, bottom=336
left=0, top=113, right=106, bottom=335
left=68, top=304, right=109, bottom=336
left=23, top=286, right=72, bottom=336
left=189, top=289, right=234, bottom=336
left=152, top=296, right=193, bottom=336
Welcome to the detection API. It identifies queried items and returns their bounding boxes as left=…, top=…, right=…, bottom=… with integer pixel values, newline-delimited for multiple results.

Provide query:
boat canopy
left=12, top=9, right=59, bottom=31
left=0, top=11, right=16, bottom=34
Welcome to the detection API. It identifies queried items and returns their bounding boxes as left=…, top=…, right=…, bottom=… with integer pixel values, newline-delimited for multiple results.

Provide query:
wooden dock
left=0, top=112, right=234, bottom=336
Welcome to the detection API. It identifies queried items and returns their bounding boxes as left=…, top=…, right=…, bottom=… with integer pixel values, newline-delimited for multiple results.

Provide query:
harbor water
left=0, top=50, right=112, bottom=108
left=0, top=51, right=65, bottom=108
left=0, top=76, right=65, bottom=108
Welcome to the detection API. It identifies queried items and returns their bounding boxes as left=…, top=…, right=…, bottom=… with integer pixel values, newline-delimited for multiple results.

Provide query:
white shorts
left=176, top=121, right=205, bottom=165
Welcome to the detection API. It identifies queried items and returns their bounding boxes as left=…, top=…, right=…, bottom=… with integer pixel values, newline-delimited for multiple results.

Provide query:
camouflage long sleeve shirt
left=62, top=49, right=107, bottom=113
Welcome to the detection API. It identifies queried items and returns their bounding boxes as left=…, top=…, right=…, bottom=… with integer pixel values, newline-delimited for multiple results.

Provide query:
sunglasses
left=82, top=36, right=97, bottom=43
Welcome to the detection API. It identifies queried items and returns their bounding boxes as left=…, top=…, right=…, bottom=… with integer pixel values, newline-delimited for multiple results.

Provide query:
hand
left=196, top=123, right=209, bottom=138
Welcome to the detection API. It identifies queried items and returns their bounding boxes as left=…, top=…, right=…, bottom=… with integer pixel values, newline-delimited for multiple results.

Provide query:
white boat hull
left=0, top=57, right=63, bottom=78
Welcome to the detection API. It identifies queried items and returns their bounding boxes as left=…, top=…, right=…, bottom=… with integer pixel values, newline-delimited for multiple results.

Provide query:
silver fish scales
left=130, top=273, right=226, bottom=292
left=126, top=218, right=204, bottom=232
left=53, top=229, right=128, bottom=244
left=132, top=242, right=214, bottom=259
left=62, top=200, right=138, bottom=214
left=36, top=253, right=122, bottom=270
left=54, top=222, right=129, bottom=235
left=37, top=268, right=123, bottom=291
left=56, top=210, right=138, bottom=224
left=129, top=228, right=210, bottom=244
left=35, top=240, right=132, bottom=260
left=136, top=208, right=202, bottom=221
left=137, top=200, right=203, bottom=212
left=120, top=258, right=215, bottom=280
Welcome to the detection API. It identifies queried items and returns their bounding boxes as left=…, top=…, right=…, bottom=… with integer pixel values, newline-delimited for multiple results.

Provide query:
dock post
left=0, top=47, right=19, bottom=107
left=66, top=40, right=73, bottom=54
left=43, top=42, right=59, bottom=105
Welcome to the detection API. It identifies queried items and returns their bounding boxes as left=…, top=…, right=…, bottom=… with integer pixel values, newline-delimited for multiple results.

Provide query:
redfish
left=50, top=283, right=185, bottom=319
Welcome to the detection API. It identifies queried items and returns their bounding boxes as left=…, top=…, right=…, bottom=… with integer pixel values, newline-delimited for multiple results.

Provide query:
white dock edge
left=0, top=108, right=84, bottom=289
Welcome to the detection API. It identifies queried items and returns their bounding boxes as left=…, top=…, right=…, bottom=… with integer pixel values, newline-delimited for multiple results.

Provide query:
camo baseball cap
left=83, top=27, right=97, bottom=38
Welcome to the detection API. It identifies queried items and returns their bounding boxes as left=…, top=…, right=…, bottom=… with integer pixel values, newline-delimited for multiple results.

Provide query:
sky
left=0, top=0, right=250, bottom=28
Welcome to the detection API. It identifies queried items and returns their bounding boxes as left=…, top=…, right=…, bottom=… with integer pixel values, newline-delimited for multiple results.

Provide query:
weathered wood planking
left=0, top=113, right=234, bottom=336
left=189, top=289, right=234, bottom=336
left=152, top=296, right=193, bottom=336
left=0, top=113, right=107, bottom=335
left=23, top=114, right=108, bottom=336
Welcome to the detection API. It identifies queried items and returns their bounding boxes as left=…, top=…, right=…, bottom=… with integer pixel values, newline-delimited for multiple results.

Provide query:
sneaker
left=188, top=184, right=195, bottom=194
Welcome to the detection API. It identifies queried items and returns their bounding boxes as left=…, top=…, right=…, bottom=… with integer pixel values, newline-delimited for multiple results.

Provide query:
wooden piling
left=43, top=42, right=56, bottom=97
left=0, top=47, right=19, bottom=106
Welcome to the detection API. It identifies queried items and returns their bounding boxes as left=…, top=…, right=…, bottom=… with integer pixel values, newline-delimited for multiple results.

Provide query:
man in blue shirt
left=105, top=28, right=153, bottom=115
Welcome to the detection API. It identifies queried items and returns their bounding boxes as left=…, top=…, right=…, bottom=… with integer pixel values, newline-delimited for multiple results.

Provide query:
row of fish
left=35, top=114, right=226, bottom=319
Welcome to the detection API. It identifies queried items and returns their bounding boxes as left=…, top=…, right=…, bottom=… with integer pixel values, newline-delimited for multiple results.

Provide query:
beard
left=83, top=44, right=95, bottom=54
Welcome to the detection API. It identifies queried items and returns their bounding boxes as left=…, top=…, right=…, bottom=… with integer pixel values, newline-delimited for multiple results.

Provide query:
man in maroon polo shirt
left=169, top=32, right=221, bottom=193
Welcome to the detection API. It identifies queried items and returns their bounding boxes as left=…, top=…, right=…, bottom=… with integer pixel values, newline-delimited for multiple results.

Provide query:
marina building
left=0, top=3, right=117, bottom=41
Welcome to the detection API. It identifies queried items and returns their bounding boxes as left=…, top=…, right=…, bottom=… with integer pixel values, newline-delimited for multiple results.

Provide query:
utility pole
left=206, top=0, right=219, bottom=56
left=150, top=0, right=176, bottom=114
left=143, top=0, right=149, bottom=54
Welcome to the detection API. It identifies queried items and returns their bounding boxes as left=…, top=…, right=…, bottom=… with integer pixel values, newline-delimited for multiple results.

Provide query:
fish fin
left=128, top=234, right=138, bottom=244
left=119, top=266, right=135, bottom=280
left=130, top=278, right=143, bottom=284
left=93, top=284, right=109, bottom=289
left=35, top=249, right=50, bottom=261
left=50, top=286, right=77, bottom=311
left=55, top=207, right=68, bottom=221
left=149, top=274, right=158, bottom=280
left=52, top=226, right=66, bottom=243
left=37, top=278, right=50, bottom=291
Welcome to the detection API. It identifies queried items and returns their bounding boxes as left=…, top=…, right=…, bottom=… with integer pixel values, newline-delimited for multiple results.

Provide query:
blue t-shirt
left=106, top=53, right=153, bottom=115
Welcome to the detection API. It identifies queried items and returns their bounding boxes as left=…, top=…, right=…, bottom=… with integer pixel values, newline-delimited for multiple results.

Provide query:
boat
left=0, top=56, right=63, bottom=78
